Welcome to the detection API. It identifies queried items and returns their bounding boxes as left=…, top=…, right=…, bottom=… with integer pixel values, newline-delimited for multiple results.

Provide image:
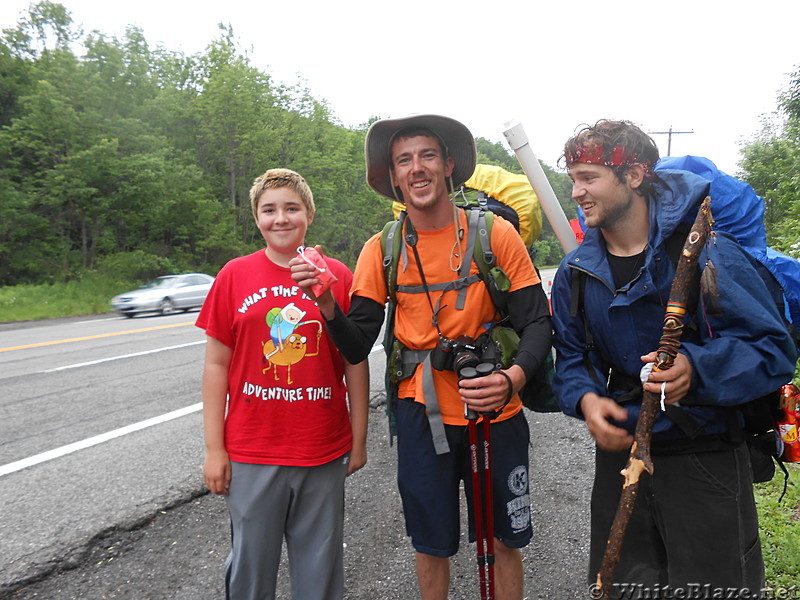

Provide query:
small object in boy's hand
left=297, top=246, right=338, bottom=296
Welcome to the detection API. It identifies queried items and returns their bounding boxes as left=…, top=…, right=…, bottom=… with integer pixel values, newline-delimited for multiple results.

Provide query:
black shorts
left=395, top=399, right=532, bottom=557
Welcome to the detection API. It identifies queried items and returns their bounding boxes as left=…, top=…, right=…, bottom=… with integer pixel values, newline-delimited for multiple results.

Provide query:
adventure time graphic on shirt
left=235, top=283, right=332, bottom=399
left=262, top=300, right=322, bottom=385
left=267, top=303, right=307, bottom=355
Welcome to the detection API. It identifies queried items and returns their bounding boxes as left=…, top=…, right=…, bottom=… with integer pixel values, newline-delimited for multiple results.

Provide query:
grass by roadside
left=0, top=273, right=135, bottom=322
left=755, top=462, right=800, bottom=590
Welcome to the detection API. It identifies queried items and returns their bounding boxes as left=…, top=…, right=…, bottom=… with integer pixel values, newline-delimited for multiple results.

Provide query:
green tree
left=740, top=66, right=800, bottom=256
left=1, top=0, right=79, bottom=59
left=192, top=28, right=284, bottom=237
left=476, top=137, right=520, bottom=171
left=0, top=177, right=65, bottom=283
left=0, top=6, right=432, bottom=282
left=0, top=37, right=30, bottom=127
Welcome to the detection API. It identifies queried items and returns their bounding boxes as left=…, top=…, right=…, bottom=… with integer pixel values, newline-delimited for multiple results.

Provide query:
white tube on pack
left=502, top=120, right=578, bottom=254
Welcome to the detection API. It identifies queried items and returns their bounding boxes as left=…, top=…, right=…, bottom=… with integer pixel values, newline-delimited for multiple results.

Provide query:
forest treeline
left=738, top=66, right=800, bottom=256
left=2, top=3, right=797, bottom=290
left=0, top=2, right=574, bottom=288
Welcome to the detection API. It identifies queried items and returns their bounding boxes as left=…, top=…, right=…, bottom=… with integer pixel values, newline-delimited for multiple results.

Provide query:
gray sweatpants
left=225, top=456, right=348, bottom=600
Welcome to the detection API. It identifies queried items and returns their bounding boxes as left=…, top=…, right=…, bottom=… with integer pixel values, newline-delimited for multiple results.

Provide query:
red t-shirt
left=196, top=250, right=354, bottom=466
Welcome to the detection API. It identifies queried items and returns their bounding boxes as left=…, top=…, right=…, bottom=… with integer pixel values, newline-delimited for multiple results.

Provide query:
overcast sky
left=2, top=0, right=798, bottom=175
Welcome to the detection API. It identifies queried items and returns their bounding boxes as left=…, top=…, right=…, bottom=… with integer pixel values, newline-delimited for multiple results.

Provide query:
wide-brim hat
left=365, top=114, right=477, bottom=201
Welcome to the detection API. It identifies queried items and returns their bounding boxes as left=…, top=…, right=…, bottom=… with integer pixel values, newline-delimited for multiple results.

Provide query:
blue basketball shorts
left=394, top=398, right=532, bottom=557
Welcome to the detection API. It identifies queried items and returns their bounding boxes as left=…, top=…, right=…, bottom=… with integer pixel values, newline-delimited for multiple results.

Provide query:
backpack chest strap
left=397, top=274, right=483, bottom=323
left=395, top=208, right=485, bottom=315
left=397, top=274, right=482, bottom=295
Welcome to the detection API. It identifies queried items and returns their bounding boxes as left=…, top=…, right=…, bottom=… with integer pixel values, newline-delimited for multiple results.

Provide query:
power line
left=648, top=125, right=694, bottom=156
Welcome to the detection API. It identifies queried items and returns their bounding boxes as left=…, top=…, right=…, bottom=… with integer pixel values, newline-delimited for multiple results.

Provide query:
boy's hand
left=347, top=444, right=367, bottom=476
left=203, top=448, right=231, bottom=495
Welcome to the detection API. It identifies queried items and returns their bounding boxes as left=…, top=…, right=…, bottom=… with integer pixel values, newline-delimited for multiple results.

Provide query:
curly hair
left=249, top=168, right=315, bottom=219
left=560, top=120, right=661, bottom=195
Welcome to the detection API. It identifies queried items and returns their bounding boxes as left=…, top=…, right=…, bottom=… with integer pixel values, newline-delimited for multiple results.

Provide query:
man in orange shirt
left=291, top=115, right=551, bottom=600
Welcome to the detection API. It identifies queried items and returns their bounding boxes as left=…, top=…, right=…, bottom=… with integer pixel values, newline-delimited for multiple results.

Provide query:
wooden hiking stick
left=594, top=198, right=713, bottom=599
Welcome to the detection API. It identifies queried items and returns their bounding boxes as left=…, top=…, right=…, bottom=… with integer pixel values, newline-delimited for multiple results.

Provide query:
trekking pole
left=461, top=363, right=498, bottom=600
left=466, top=402, right=488, bottom=599
left=481, top=413, right=495, bottom=600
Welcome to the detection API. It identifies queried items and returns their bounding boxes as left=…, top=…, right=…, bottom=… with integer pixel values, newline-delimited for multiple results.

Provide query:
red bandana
left=566, top=143, right=654, bottom=176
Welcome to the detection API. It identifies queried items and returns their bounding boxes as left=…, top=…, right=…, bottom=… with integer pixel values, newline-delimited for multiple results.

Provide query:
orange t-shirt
left=352, top=211, right=539, bottom=425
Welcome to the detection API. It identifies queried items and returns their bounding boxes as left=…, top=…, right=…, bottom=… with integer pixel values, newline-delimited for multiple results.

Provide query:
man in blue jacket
left=550, top=120, right=796, bottom=598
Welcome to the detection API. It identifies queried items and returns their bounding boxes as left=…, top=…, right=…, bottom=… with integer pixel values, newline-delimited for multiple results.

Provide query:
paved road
left=1, top=305, right=596, bottom=600
left=4, top=411, right=594, bottom=600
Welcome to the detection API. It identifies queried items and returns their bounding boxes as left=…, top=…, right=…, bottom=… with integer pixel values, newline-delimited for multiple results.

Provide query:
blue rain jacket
left=551, top=169, right=797, bottom=440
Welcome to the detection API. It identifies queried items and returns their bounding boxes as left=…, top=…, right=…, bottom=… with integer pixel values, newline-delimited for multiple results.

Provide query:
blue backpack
left=655, top=155, right=800, bottom=332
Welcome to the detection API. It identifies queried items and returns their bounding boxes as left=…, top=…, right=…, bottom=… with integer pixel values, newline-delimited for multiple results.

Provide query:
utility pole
left=648, top=125, right=693, bottom=156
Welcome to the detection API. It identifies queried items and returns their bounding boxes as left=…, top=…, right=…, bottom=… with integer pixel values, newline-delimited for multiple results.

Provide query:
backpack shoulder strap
left=468, top=208, right=514, bottom=317
left=447, top=208, right=493, bottom=311
left=379, top=212, right=407, bottom=444
left=569, top=266, right=603, bottom=388
left=380, top=211, right=407, bottom=304
left=381, top=207, right=506, bottom=313
left=472, top=208, right=495, bottom=273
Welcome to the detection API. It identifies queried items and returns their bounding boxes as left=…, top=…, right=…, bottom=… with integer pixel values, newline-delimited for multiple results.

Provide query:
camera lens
left=454, top=350, right=480, bottom=375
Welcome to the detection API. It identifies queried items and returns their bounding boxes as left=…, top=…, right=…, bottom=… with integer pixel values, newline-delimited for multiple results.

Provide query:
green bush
left=0, top=272, right=132, bottom=321
left=95, top=251, right=177, bottom=284
left=532, top=239, right=565, bottom=269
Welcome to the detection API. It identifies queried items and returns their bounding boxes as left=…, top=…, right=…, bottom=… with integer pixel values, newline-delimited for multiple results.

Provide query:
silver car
left=110, top=273, right=215, bottom=318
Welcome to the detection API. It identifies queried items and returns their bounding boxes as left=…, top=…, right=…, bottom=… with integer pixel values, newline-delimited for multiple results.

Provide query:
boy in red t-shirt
left=197, top=168, right=369, bottom=600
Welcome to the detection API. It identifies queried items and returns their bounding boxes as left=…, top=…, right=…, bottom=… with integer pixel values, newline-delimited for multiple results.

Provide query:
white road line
left=2, top=342, right=383, bottom=477
left=73, top=317, right=120, bottom=324
left=0, top=403, right=202, bottom=478
left=43, top=340, right=206, bottom=372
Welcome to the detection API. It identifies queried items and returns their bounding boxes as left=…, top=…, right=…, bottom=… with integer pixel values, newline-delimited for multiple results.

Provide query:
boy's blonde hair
left=249, top=168, right=315, bottom=218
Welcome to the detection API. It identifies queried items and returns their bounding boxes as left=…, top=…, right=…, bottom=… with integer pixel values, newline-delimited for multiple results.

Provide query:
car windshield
left=140, top=277, right=178, bottom=290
